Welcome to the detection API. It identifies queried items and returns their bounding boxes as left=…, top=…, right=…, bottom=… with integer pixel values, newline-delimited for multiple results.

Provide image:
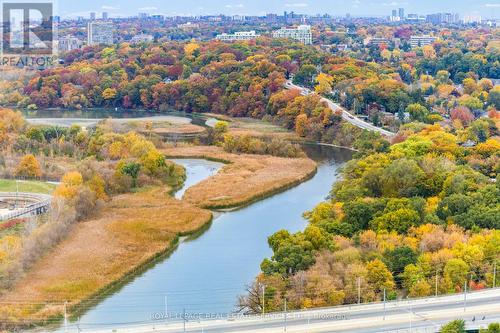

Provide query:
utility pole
left=284, top=298, right=287, bottom=332
left=383, top=288, right=386, bottom=321
left=409, top=298, right=412, bottom=333
left=164, top=294, right=168, bottom=323
left=464, top=281, right=467, bottom=312
left=262, top=284, right=266, bottom=316
left=357, top=277, right=361, bottom=304
left=183, top=308, right=186, bottom=333
left=15, top=179, right=19, bottom=209
left=64, top=301, right=68, bottom=333
left=494, top=261, right=497, bottom=288
left=435, top=270, right=439, bottom=297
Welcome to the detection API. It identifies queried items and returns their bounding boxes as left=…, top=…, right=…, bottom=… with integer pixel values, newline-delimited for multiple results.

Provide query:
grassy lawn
left=0, top=179, right=57, bottom=194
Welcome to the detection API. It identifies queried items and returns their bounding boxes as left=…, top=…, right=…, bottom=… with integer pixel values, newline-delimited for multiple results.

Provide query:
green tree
left=383, top=246, right=418, bottom=275
left=480, top=323, right=500, bottom=333
left=342, top=199, right=385, bottom=233
left=488, top=86, right=500, bottom=109
left=293, top=64, right=318, bottom=88
left=371, top=208, right=421, bottom=233
left=120, top=162, right=141, bottom=188
left=381, top=159, right=425, bottom=197
left=406, top=103, right=429, bottom=122
left=444, top=259, right=469, bottom=288
left=441, top=320, right=466, bottom=333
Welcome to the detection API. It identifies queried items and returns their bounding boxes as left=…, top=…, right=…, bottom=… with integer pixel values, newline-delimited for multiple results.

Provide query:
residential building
left=59, top=35, right=83, bottom=52
left=232, top=15, right=246, bottom=21
left=130, top=33, right=154, bottom=44
left=410, top=35, right=437, bottom=48
left=272, top=25, right=312, bottom=45
left=407, top=13, right=419, bottom=21
left=364, top=37, right=391, bottom=47
left=87, top=21, right=114, bottom=45
left=178, top=22, right=199, bottom=30
left=215, top=30, right=260, bottom=42
left=463, top=14, right=481, bottom=24
left=426, top=12, right=459, bottom=25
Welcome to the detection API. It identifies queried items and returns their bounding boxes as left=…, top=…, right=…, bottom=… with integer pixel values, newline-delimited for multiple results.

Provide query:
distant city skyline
left=58, top=0, right=499, bottom=19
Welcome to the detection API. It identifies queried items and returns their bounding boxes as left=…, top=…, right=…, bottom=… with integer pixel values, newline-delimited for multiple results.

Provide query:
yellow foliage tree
left=295, top=113, right=308, bottom=137
left=315, top=73, right=334, bottom=95
left=184, top=42, right=200, bottom=57
left=102, top=88, right=117, bottom=100
left=422, top=45, right=436, bottom=59
left=15, top=154, right=41, bottom=179
left=54, top=171, right=83, bottom=199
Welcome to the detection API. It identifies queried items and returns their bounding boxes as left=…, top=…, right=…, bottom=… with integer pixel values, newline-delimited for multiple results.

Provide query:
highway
left=285, top=81, right=396, bottom=138
left=60, top=288, right=500, bottom=333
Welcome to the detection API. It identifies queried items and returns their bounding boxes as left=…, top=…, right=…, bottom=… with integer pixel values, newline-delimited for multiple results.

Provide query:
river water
left=53, top=145, right=352, bottom=332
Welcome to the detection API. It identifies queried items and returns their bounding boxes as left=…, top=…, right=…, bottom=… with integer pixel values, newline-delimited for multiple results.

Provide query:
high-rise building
left=215, top=31, right=260, bottom=42
left=426, top=13, right=443, bottom=24
left=87, top=21, right=114, bottom=45
left=272, top=25, right=312, bottom=45
left=90, top=12, right=96, bottom=21
left=398, top=8, right=405, bottom=20
left=102, top=12, right=108, bottom=20
left=390, top=9, right=400, bottom=22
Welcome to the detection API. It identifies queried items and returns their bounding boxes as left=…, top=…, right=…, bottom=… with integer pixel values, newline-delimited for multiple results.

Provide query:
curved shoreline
left=163, top=147, right=318, bottom=210
left=66, top=152, right=318, bottom=324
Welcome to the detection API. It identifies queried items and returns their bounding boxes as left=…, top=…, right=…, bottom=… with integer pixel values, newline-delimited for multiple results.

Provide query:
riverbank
left=0, top=187, right=213, bottom=329
left=163, top=146, right=318, bottom=209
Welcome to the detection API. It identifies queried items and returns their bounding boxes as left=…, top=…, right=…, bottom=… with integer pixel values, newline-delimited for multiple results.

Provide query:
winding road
left=285, top=81, right=396, bottom=138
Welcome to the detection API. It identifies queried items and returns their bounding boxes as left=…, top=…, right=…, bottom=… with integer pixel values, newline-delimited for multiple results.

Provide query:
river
left=53, top=144, right=351, bottom=332
left=20, top=109, right=210, bottom=128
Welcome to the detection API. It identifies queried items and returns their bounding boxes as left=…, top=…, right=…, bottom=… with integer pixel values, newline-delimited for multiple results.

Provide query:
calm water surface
left=54, top=145, right=352, bottom=332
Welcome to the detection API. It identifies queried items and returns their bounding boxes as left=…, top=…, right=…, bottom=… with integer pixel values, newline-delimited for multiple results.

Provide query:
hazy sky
left=58, top=0, right=500, bottom=19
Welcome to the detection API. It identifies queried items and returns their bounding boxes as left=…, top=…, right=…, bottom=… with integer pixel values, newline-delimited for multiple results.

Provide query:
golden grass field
left=0, top=145, right=316, bottom=328
left=148, top=123, right=206, bottom=135
left=163, top=146, right=317, bottom=209
left=0, top=187, right=212, bottom=327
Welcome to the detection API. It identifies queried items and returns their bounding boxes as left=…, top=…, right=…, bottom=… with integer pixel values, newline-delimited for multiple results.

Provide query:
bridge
left=0, top=192, right=52, bottom=221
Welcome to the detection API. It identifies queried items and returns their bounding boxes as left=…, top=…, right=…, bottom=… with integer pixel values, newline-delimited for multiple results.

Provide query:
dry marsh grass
left=163, top=146, right=317, bottom=209
left=0, top=187, right=212, bottom=327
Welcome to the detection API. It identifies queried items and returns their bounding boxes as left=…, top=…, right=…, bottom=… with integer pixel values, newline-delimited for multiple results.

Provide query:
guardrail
left=0, top=192, right=52, bottom=221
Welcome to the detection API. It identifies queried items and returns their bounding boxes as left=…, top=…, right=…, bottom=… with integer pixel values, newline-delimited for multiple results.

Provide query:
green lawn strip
left=0, top=179, right=57, bottom=194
